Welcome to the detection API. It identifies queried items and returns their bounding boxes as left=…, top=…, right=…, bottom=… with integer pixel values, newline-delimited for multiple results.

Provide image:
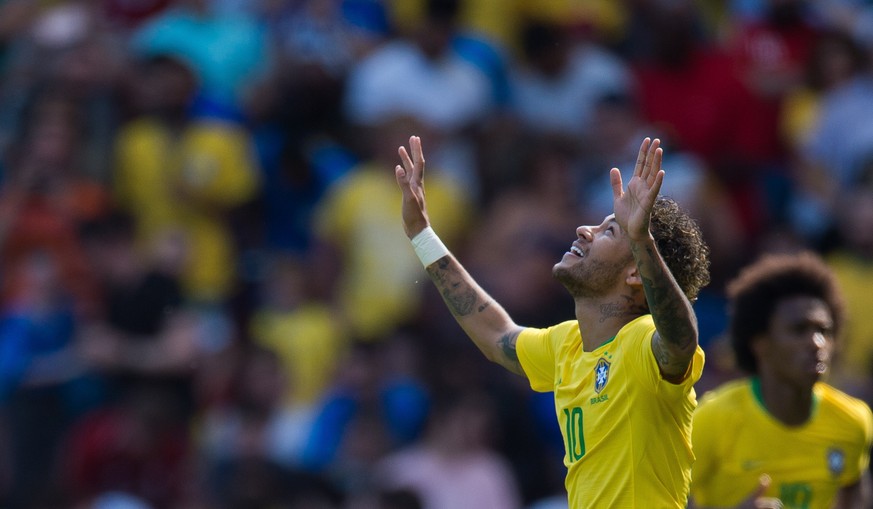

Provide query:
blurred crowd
left=1, top=0, right=873, bottom=508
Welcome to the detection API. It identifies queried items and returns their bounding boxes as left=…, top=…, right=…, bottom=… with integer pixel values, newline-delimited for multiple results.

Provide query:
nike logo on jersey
left=742, top=460, right=763, bottom=471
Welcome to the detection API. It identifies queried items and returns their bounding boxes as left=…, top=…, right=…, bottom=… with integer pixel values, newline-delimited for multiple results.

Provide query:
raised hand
left=610, top=137, right=664, bottom=241
left=395, top=135, right=430, bottom=239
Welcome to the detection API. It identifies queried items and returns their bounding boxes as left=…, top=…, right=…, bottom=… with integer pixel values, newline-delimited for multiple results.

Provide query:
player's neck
left=574, top=297, right=644, bottom=351
left=753, top=375, right=816, bottom=426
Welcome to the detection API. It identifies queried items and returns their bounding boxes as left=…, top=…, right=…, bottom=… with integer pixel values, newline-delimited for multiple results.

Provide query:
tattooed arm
left=395, top=136, right=526, bottom=376
left=426, top=254, right=525, bottom=375
left=612, top=138, right=698, bottom=381
left=630, top=235, right=698, bottom=380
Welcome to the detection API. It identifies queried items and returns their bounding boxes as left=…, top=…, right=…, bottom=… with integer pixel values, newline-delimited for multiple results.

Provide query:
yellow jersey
left=691, top=378, right=873, bottom=509
left=114, top=118, right=259, bottom=302
left=517, top=315, right=705, bottom=508
left=314, top=164, right=470, bottom=341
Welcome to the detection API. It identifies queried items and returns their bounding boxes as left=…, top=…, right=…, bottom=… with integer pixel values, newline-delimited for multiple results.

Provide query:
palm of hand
left=616, top=174, right=656, bottom=238
left=395, top=135, right=431, bottom=238
left=611, top=138, right=663, bottom=240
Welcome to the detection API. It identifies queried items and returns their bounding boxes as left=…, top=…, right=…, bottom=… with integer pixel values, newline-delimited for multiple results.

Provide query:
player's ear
left=625, top=265, right=642, bottom=287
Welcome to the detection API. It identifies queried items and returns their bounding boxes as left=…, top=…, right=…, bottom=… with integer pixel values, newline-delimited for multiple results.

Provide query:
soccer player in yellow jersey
left=394, top=135, right=711, bottom=507
left=690, top=252, right=873, bottom=509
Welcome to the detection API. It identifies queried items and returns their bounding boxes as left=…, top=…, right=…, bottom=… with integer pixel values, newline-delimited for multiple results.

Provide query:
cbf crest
left=827, top=447, right=845, bottom=477
left=594, top=357, right=611, bottom=393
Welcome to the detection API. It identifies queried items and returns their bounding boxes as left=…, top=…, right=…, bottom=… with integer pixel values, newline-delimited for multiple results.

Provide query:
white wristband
left=411, top=226, right=450, bottom=267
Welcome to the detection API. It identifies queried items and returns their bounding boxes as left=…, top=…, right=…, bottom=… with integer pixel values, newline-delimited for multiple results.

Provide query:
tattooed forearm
left=423, top=256, right=524, bottom=376
left=631, top=241, right=697, bottom=371
left=427, top=258, right=479, bottom=316
left=498, top=330, right=521, bottom=368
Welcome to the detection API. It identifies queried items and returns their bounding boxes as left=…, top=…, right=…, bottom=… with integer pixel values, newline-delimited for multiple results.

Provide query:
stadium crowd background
left=1, top=0, right=872, bottom=507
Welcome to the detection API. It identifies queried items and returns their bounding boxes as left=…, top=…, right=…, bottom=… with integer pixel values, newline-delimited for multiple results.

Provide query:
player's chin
left=553, top=257, right=573, bottom=276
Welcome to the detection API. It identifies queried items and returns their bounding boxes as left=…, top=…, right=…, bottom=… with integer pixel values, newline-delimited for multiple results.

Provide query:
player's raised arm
left=395, top=136, right=525, bottom=375
left=611, top=138, right=699, bottom=381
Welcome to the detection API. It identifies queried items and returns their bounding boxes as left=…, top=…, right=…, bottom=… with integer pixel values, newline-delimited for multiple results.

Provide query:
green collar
left=750, top=376, right=819, bottom=421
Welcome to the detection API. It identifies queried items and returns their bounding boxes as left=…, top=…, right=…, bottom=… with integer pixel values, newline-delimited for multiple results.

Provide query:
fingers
left=750, top=475, right=783, bottom=509
left=610, top=167, right=623, bottom=200
left=398, top=145, right=413, bottom=176
left=633, top=137, right=661, bottom=181
left=641, top=138, right=661, bottom=181
left=411, top=135, right=424, bottom=170
left=650, top=169, right=665, bottom=197
left=394, top=164, right=406, bottom=187
left=755, top=474, right=772, bottom=497
left=397, top=135, right=425, bottom=185
left=648, top=146, right=663, bottom=184
left=633, top=137, right=651, bottom=178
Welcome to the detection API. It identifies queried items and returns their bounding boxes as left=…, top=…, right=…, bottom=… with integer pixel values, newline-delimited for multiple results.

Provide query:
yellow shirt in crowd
left=114, top=118, right=260, bottom=303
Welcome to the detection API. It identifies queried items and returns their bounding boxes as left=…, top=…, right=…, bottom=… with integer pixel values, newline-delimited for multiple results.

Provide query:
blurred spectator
left=0, top=86, right=113, bottom=316
left=388, top=0, right=628, bottom=50
left=0, top=251, right=99, bottom=508
left=301, top=338, right=430, bottom=497
left=61, top=386, right=191, bottom=508
left=0, top=1, right=126, bottom=181
left=113, top=54, right=260, bottom=306
left=631, top=0, right=773, bottom=245
left=209, top=455, right=344, bottom=509
left=508, top=19, right=632, bottom=142
left=250, top=253, right=348, bottom=407
left=199, top=345, right=317, bottom=474
left=802, top=46, right=873, bottom=188
left=374, top=390, right=523, bottom=509
left=464, top=134, right=578, bottom=328
left=814, top=0, right=873, bottom=50
left=312, top=117, right=471, bottom=342
left=103, top=0, right=172, bottom=30
left=78, top=211, right=209, bottom=418
left=244, top=0, right=385, bottom=145
left=781, top=28, right=868, bottom=152
left=727, top=0, right=820, bottom=158
left=343, top=0, right=497, bottom=195
left=781, top=28, right=869, bottom=244
left=792, top=31, right=873, bottom=245
left=825, top=162, right=873, bottom=405
left=131, top=0, right=271, bottom=117
left=254, top=137, right=355, bottom=255
left=724, top=0, right=821, bottom=231
left=345, top=0, right=495, bottom=131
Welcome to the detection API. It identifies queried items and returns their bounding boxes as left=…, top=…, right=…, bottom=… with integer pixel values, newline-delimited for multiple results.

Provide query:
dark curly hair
left=649, top=196, right=711, bottom=303
left=727, top=251, right=845, bottom=374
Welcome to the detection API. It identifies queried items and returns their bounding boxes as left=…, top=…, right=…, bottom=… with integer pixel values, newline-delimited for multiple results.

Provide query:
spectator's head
left=129, top=54, right=199, bottom=120
left=520, top=20, right=570, bottom=77
left=805, top=29, right=868, bottom=92
left=413, top=0, right=461, bottom=60
left=6, top=86, right=83, bottom=181
left=834, top=160, right=873, bottom=255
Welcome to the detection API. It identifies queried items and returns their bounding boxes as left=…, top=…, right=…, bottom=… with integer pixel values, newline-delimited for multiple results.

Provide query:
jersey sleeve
left=847, top=400, right=873, bottom=485
left=625, top=317, right=704, bottom=395
left=689, top=394, right=724, bottom=506
left=517, top=326, right=557, bottom=392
